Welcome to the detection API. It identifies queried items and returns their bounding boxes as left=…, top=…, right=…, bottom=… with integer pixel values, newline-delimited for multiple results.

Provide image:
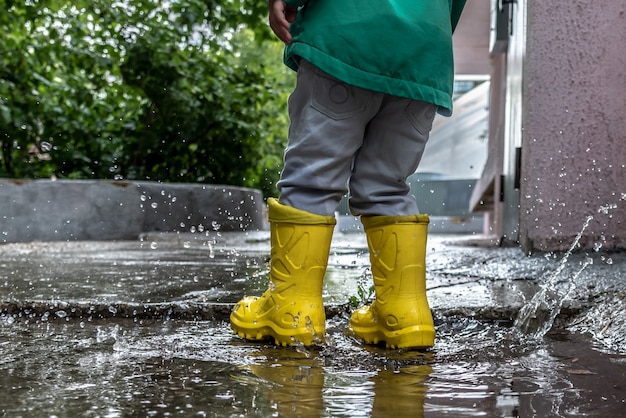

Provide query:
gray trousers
left=277, top=60, right=437, bottom=217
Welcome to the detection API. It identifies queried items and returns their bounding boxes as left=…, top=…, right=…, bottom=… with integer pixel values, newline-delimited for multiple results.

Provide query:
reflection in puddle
left=1, top=317, right=624, bottom=417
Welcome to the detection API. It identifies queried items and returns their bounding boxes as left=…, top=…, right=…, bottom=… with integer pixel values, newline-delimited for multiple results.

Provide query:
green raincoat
left=283, top=0, right=466, bottom=116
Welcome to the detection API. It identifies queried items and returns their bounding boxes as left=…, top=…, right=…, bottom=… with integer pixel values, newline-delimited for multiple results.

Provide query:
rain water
left=1, top=229, right=625, bottom=417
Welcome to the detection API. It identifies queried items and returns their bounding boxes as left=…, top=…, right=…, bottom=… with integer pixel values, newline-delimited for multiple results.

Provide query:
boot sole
left=350, top=324, right=435, bottom=350
left=230, top=317, right=325, bottom=347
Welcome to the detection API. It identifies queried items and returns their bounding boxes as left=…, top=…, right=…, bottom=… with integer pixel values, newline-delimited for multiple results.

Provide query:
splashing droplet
left=515, top=216, right=593, bottom=338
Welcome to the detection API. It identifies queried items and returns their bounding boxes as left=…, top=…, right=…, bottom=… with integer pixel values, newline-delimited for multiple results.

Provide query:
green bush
left=0, top=0, right=292, bottom=198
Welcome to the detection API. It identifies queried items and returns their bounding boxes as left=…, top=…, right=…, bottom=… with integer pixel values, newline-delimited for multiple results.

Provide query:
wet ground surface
left=2, top=318, right=626, bottom=417
left=1, top=229, right=625, bottom=417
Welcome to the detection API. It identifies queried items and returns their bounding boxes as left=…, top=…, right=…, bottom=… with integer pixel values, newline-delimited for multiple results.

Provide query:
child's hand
left=269, top=0, right=297, bottom=45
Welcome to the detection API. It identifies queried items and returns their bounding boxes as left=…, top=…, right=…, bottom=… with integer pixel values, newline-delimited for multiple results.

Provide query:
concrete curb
left=0, top=179, right=266, bottom=243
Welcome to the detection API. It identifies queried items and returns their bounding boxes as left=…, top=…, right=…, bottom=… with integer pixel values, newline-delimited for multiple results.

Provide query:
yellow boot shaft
left=349, top=214, right=435, bottom=349
left=230, top=198, right=335, bottom=346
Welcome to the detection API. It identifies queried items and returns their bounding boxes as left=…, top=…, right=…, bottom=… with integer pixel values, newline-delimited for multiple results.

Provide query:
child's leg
left=277, top=59, right=380, bottom=216
left=348, top=97, right=437, bottom=216
left=347, top=96, right=438, bottom=350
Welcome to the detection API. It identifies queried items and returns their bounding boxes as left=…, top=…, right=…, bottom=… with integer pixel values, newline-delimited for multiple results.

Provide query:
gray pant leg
left=348, top=98, right=437, bottom=216
left=278, top=60, right=378, bottom=216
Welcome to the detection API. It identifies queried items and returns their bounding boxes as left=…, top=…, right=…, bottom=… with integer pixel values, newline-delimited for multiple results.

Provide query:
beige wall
left=518, top=0, right=626, bottom=251
left=452, top=0, right=491, bottom=75
left=474, top=0, right=626, bottom=251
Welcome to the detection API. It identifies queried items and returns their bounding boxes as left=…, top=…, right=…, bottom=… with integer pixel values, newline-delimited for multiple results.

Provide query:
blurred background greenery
left=0, top=0, right=292, bottom=198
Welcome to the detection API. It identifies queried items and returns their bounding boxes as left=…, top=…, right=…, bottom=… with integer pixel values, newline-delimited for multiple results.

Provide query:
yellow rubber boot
left=349, top=214, right=435, bottom=349
left=230, top=198, right=335, bottom=347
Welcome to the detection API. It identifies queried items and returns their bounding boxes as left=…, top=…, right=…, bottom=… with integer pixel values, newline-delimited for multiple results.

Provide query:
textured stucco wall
left=520, top=0, right=626, bottom=251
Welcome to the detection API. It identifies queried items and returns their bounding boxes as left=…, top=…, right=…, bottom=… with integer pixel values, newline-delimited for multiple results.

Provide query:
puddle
left=1, top=231, right=625, bottom=416
left=1, top=316, right=624, bottom=417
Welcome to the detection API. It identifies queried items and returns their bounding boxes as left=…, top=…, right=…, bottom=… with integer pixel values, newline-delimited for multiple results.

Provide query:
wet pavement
left=1, top=228, right=625, bottom=416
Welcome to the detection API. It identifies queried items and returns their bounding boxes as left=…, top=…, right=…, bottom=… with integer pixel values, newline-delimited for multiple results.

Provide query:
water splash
left=294, top=339, right=311, bottom=357
left=514, top=216, right=594, bottom=338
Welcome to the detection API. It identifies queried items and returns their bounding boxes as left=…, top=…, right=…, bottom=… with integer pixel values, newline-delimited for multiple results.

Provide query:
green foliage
left=0, top=0, right=292, bottom=197
left=348, top=273, right=376, bottom=308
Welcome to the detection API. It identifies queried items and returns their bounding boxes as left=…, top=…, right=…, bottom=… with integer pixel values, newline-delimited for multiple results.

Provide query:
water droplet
left=295, top=340, right=311, bottom=357
left=597, top=204, right=617, bottom=215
